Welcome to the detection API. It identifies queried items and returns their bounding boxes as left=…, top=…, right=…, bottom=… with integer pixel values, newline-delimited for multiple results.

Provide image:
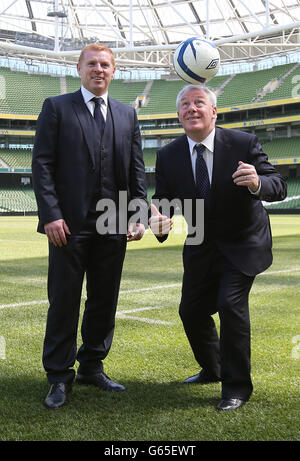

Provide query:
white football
left=173, top=37, right=220, bottom=84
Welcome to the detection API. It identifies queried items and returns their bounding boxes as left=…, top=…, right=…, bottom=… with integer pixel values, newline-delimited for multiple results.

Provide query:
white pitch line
left=0, top=267, right=299, bottom=310
left=117, top=315, right=174, bottom=325
left=258, top=267, right=300, bottom=276
left=118, top=306, right=164, bottom=314
left=117, top=306, right=174, bottom=325
left=119, top=283, right=181, bottom=294
left=0, top=299, right=48, bottom=309
left=0, top=284, right=181, bottom=309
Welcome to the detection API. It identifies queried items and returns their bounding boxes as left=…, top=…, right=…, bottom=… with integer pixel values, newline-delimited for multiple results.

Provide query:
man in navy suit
left=32, top=44, right=147, bottom=409
left=150, top=84, right=287, bottom=411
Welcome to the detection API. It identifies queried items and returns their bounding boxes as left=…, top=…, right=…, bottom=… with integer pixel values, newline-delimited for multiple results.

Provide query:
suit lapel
left=210, top=127, right=232, bottom=204
left=72, top=90, right=97, bottom=168
left=108, top=98, right=127, bottom=188
left=108, top=97, right=121, bottom=153
left=175, top=135, right=197, bottom=197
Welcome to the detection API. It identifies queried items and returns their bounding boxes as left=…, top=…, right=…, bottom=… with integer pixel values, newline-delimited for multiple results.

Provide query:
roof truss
left=0, top=0, right=299, bottom=69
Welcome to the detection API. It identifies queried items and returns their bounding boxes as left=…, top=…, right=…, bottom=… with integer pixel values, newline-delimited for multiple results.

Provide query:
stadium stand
left=0, top=187, right=37, bottom=212
left=66, top=76, right=148, bottom=107
left=263, top=179, right=300, bottom=210
left=263, top=137, right=300, bottom=159
left=0, top=62, right=300, bottom=213
left=0, top=67, right=60, bottom=115
left=0, top=63, right=299, bottom=115
left=142, top=148, right=157, bottom=167
left=0, top=149, right=32, bottom=168
left=261, top=63, right=300, bottom=102
left=139, top=79, right=186, bottom=114
left=216, top=63, right=296, bottom=106
left=109, top=80, right=149, bottom=107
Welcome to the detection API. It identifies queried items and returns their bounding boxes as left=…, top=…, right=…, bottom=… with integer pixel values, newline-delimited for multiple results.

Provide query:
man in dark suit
left=32, top=44, right=147, bottom=409
left=150, top=84, right=287, bottom=411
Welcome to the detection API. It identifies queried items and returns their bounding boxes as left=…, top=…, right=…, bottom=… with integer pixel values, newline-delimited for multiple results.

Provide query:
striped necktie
left=92, top=97, right=105, bottom=135
left=195, top=143, right=210, bottom=200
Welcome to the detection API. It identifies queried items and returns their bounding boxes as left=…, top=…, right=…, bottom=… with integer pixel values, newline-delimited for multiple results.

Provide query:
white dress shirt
left=187, top=128, right=215, bottom=184
left=81, top=85, right=108, bottom=122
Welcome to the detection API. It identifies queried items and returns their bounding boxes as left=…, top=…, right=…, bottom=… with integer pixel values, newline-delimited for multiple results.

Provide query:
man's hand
left=232, top=161, right=260, bottom=193
left=44, top=219, right=71, bottom=247
left=127, top=222, right=145, bottom=242
left=149, top=204, right=173, bottom=237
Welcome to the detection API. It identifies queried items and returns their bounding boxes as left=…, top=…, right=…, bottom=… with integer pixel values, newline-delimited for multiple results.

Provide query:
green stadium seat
left=261, top=64, right=300, bottom=102
left=0, top=62, right=298, bottom=117
left=0, top=148, right=32, bottom=168
left=263, top=137, right=300, bottom=159
left=0, top=187, right=37, bottom=212
left=66, top=76, right=147, bottom=106
left=217, top=63, right=295, bottom=107
left=142, top=148, right=157, bottom=167
left=264, top=178, right=300, bottom=210
left=0, top=67, right=60, bottom=115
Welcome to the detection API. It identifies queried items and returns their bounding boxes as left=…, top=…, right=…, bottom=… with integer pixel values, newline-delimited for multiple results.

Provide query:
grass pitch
left=0, top=215, right=299, bottom=441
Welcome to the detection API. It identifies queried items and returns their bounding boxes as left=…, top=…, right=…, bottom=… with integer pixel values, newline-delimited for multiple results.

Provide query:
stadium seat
left=0, top=187, right=37, bottom=212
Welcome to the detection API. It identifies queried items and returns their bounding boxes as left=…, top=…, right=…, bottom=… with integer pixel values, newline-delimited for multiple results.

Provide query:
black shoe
left=216, top=398, right=246, bottom=411
left=44, top=382, right=72, bottom=409
left=184, top=370, right=221, bottom=384
left=76, top=371, right=125, bottom=391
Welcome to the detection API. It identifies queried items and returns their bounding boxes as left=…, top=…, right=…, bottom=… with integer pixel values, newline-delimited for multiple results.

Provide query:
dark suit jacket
left=32, top=89, right=147, bottom=234
left=152, top=126, right=287, bottom=276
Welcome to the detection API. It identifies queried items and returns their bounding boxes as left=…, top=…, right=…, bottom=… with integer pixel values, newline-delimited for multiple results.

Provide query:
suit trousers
left=43, top=214, right=127, bottom=384
left=179, top=242, right=255, bottom=400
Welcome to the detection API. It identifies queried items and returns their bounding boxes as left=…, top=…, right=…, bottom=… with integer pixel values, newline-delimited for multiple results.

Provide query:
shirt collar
left=81, top=85, right=108, bottom=106
left=187, top=128, right=215, bottom=155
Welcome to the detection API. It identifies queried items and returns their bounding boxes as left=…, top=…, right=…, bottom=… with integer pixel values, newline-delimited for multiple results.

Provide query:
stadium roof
left=0, top=0, right=300, bottom=70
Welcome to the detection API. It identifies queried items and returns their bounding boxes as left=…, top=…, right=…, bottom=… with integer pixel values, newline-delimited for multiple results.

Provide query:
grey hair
left=176, top=84, right=217, bottom=111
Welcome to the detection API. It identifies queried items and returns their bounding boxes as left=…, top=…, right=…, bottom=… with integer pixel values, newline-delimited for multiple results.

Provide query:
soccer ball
left=173, top=37, right=220, bottom=84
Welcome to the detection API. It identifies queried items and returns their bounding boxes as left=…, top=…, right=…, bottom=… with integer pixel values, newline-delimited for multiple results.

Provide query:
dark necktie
left=92, top=97, right=105, bottom=134
left=195, top=143, right=210, bottom=200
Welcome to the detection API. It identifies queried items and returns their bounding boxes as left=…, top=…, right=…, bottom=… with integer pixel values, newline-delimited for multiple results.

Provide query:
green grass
left=0, top=215, right=299, bottom=441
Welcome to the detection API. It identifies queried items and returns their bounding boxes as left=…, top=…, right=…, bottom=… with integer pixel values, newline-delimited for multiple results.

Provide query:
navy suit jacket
left=152, top=126, right=287, bottom=276
left=32, top=90, right=147, bottom=234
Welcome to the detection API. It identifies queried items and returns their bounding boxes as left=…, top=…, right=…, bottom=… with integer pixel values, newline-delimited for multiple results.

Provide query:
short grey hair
left=176, top=84, right=217, bottom=111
